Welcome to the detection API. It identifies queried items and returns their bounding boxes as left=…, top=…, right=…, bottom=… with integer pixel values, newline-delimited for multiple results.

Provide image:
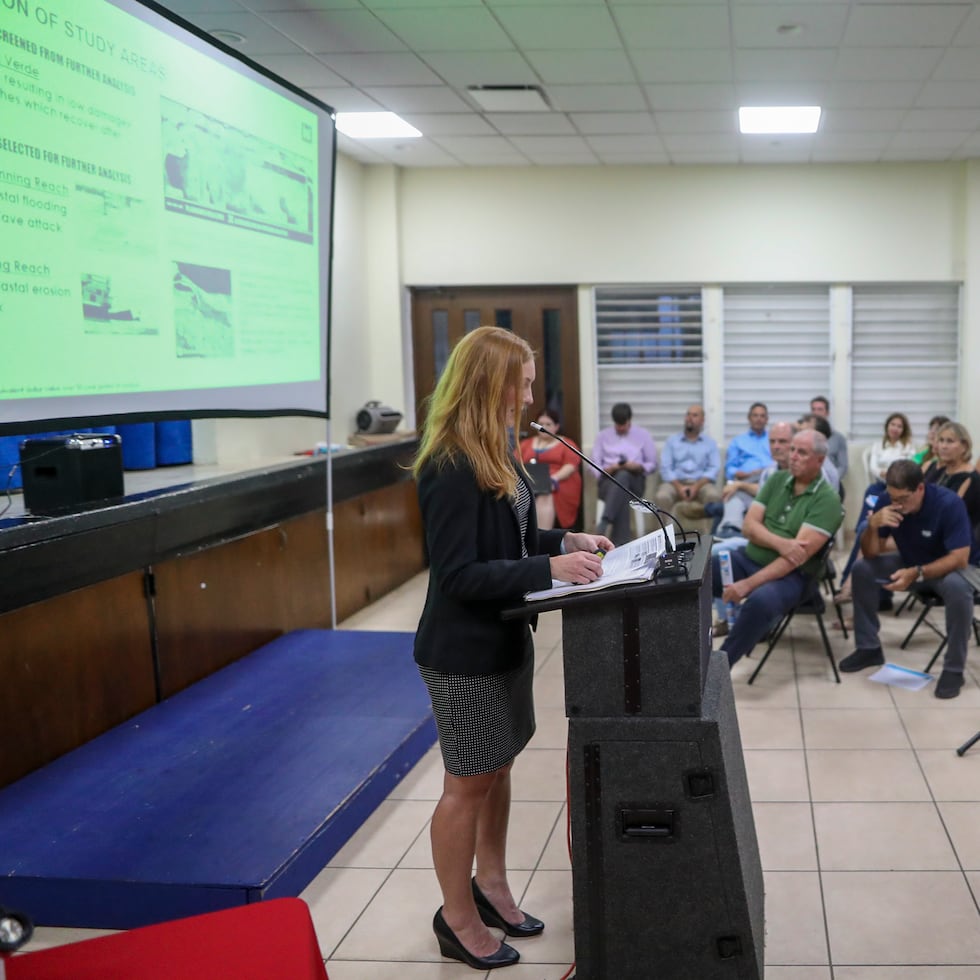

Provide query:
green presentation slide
left=0, top=0, right=328, bottom=407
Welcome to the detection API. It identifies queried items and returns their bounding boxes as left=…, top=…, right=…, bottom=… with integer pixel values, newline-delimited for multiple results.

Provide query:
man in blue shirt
left=654, top=404, right=721, bottom=521
left=725, top=402, right=773, bottom=482
left=840, top=459, right=977, bottom=699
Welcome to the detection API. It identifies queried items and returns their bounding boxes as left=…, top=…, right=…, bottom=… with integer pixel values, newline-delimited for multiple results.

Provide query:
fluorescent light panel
left=336, top=112, right=421, bottom=139
left=738, top=106, right=821, bottom=135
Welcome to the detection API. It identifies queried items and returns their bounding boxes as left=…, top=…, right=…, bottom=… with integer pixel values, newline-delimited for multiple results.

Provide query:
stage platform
left=0, top=629, right=435, bottom=929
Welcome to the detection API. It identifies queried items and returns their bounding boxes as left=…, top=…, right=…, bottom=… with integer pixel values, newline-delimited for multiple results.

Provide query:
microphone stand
left=528, top=422, right=690, bottom=547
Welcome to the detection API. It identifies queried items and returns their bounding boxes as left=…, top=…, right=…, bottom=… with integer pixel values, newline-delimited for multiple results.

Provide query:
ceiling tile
left=363, top=85, right=473, bottom=112
left=399, top=113, right=498, bottom=136
left=734, top=48, right=839, bottom=81
left=262, top=9, right=407, bottom=53
left=820, top=108, right=905, bottom=131
left=738, top=135, right=814, bottom=163
left=654, top=110, right=736, bottom=133
left=418, top=51, right=538, bottom=86
left=585, top=133, right=667, bottom=154
left=491, top=5, right=621, bottom=49
left=952, top=4, right=980, bottom=44
left=484, top=113, right=578, bottom=134
left=320, top=52, right=443, bottom=86
left=903, top=107, right=980, bottom=130
left=570, top=111, right=657, bottom=134
left=824, top=81, right=923, bottom=107
left=304, top=87, right=383, bottom=112
left=370, top=7, right=514, bottom=51
left=184, top=11, right=298, bottom=54
left=661, top=132, right=739, bottom=153
left=668, top=149, right=740, bottom=165
left=429, top=136, right=532, bottom=164
left=843, top=4, right=971, bottom=47
left=731, top=4, right=850, bottom=48
left=245, top=0, right=361, bottom=10
left=916, top=80, right=980, bottom=108
left=252, top=53, right=348, bottom=87
left=354, top=138, right=461, bottom=167
left=933, top=47, right=980, bottom=80
left=631, top=48, right=733, bottom=84
left=644, top=83, right=737, bottom=111
left=887, top=129, right=969, bottom=151
left=611, top=5, right=733, bottom=49
left=546, top=84, right=649, bottom=111
left=833, top=46, right=945, bottom=81
left=522, top=49, right=637, bottom=84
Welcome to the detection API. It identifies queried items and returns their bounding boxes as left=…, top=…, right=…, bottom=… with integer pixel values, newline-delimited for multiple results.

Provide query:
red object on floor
left=2, top=899, right=328, bottom=980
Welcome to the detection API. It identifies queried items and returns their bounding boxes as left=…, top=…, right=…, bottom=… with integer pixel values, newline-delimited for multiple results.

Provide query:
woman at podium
left=413, top=326, right=612, bottom=970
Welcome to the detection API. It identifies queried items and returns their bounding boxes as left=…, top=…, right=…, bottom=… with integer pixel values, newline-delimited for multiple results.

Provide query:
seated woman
left=928, top=421, right=980, bottom=529
left=518, top=407, right=583, bottom=530
left=913, top=414, right=951, bottom=478
left=868, top=411, right=917, bottom=482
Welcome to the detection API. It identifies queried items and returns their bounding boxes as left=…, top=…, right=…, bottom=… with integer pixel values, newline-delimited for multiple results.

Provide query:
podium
left=526, top=539, right=764, bottom=979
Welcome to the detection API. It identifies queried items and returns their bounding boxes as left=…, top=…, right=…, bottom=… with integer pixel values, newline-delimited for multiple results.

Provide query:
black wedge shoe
left=471, top=878, right=545, bottom=938
left=433, top=908, right=520, bottom=970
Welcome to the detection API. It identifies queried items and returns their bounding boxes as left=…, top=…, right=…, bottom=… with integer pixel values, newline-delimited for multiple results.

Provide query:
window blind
left=594, top=286, right=704, bottom=445
left=850, top=284, right=960, bottom=443
left=721, top=286, right=831, bottom=439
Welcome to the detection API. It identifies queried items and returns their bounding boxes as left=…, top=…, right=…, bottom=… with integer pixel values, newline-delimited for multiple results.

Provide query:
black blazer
left=414, top=455, right=566, bottom=675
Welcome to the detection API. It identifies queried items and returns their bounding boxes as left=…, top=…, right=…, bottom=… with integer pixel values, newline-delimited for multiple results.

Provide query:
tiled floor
left=22, top=571, right=980, bottom=978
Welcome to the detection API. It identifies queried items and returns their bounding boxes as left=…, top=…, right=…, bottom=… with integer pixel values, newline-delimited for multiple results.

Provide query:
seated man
left=592, top=402, right=658, bottom=546
left=839, top=459, right=978, bottom=699
left=712, top=429, right=843, bottom=666
left=716, top=403, right=775, bottom=537
left=654, top=404, right=722, bottom=522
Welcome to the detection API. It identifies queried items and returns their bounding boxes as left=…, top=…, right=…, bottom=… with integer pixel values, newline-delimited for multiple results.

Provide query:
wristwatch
left=916, top=565, right=925, bottom=582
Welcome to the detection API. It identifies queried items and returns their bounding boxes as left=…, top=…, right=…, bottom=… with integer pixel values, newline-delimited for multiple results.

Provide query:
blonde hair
left=936, top=421, right=973, bottom=465
left=414, top=326, right=534, bottom=497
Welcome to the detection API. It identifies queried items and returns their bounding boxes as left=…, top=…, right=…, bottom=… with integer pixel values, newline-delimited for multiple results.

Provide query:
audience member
left=926, top=421, right=980, bottom=531
left=711, top=429, right=843, bottom=666
left=810, top=396, right=848, bottom=481
left=654, top=404, right=721, bottom=523
left=724, top=402, right=773, bottom=481
left=839, top=459, right=978, bottom=699
left=797, top=414, right=841, bottom=492
left=868, top=412, right=916, bottom=482
left=914, top=414, right=951, bottom=477
left=592, top=403, right=658, bottom=546
left=519, top=407, right=583, bottom=530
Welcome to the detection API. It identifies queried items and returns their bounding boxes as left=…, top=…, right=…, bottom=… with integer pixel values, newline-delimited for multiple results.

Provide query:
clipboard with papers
left=524, top=525, right=676, bottom=602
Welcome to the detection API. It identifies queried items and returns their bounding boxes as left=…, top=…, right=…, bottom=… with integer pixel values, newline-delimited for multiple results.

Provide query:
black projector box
left=19, top=434, right=125, bottom=515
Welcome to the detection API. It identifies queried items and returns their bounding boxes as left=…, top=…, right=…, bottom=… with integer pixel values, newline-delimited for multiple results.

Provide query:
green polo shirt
left=745, top=470, right=843, bottom=576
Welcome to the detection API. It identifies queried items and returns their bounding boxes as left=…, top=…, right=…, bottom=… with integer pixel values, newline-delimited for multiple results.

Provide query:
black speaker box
left=20, top=434, right=124, bottom=515
left=567, top=651, right=764, bottom=980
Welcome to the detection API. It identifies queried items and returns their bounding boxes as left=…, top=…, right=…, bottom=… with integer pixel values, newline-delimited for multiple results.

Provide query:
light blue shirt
left=725, top=430, right=773, bottom=480
left=660, top=432, right=719, bottom=483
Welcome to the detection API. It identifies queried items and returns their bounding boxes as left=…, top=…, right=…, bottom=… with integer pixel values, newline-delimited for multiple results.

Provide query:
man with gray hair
left=712, top=428, right=844, bottom=666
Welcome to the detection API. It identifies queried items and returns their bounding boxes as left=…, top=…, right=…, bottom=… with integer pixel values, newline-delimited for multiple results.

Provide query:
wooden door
left=411, top=286, right=581, bottom=448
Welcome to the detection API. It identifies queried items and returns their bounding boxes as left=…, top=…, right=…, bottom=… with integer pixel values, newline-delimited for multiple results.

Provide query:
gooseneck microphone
left=528, top=422, right=688, bottom=545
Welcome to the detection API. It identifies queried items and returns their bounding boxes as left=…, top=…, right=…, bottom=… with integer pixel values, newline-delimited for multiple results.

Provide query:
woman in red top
left=519, top=407, right=583, bottom=529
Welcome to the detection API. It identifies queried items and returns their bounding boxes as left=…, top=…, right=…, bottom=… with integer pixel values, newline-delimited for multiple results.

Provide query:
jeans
left=711, top=547, right=807, bottom=666
left=851, top=555, right=974, bottom=673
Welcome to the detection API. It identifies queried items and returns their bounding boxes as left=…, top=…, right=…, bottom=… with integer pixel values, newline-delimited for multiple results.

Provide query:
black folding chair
left=899, top=566, right=980, bottom=673
left=748, top=539, right=841, bottom=685
left=957, top=731, right=980, bottom=757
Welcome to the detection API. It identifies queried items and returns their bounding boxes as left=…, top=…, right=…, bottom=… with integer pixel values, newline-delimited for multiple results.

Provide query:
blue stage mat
left=0, top=629, right=435, bottom=929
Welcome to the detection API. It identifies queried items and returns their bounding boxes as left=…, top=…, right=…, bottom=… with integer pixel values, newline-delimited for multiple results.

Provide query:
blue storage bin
left=155, top=420, right=193, bottom=465
left=117, top=423, right=157, bottom=470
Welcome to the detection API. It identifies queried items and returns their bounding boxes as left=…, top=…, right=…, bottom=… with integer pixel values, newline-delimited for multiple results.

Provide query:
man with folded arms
left=839, top=458, right=978, bottom=699
left=712, top=429, right=843, bottom=666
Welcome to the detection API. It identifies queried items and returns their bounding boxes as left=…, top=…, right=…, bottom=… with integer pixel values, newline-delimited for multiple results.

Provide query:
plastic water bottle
left=718, top=549, right=738, bottom=628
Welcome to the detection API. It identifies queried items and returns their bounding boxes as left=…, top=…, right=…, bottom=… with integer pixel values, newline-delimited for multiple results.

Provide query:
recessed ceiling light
left=209, top=29, right=246, bottom=45
left=336, top=112, right=422, bottom=139
left=738, top=106, right=821, bottom=135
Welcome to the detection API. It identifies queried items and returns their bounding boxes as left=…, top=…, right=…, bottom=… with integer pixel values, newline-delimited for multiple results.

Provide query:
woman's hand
left=563, top=531, right=615, bottom=555
left=550, top=551, right=604, bottom=585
